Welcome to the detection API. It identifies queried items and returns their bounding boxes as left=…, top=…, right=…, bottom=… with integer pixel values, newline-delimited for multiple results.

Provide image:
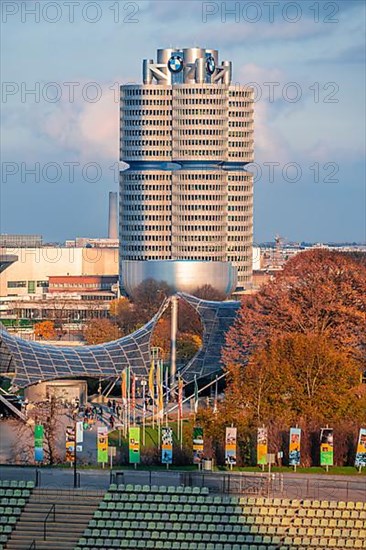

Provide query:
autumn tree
left=226, top=333, right=363, bottom=425
left=84, top=318, right=121, bottom=345
left=109, top=297, right=138, bottom=335
left=34, top=321, right=56, bottom=340
left=151, top=320, right=202, bottom=362
left=177, top=299, right=203, bottom=336
left=177, top=333, right=202, bottom=362
left=151, top=318, right=171, bottom=359
left=12, top=396, right=64, bottom=465
left=223, top=249, right=366, bottom=377
left=193, top=284, right=226, bottom=302
left=130, top=279, right=174, bottom=323
left=212, top=250, right=366, bottom=466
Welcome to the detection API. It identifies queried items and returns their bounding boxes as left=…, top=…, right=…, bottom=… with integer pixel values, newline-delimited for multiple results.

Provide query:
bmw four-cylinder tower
left=119, top=47, right=254, bottom=297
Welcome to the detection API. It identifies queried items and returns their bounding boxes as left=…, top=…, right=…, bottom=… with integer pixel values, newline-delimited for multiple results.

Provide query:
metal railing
left=35, top=468, right=41, bottom=488
left=43, top=504, right=56, bottom=541
left=28, top=540, right=36, bottom=550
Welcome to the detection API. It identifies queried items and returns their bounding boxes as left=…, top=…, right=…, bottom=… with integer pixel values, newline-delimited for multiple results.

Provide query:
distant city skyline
left=1, top=0, right=365, bottom=243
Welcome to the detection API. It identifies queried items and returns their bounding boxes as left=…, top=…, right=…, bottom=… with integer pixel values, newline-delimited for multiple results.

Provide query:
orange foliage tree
left=224, top=249, right=366, bottom=387
left=202, top=250, right=366, bottom=466
left=34, top=321, right=56, bottom=340
left=84, top=319, right=121, bottom=345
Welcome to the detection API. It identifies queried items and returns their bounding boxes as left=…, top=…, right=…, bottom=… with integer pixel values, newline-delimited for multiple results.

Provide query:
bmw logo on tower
left=167, top=54, right=184, bottom=73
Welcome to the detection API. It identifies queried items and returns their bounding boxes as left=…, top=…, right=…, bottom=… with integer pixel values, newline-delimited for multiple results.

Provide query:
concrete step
left=29, top=495, right=103, bottom=502
left=9, top=535, right=83, bottom=543
left=9, top=526, right=86, bottom=535
left=7, top=543, right=78, bottom=550
left=20, top=508, right=97, bottom=516
left=5, top=488, right=102, bottom=550
left=31, top=487, right=106, bottom=498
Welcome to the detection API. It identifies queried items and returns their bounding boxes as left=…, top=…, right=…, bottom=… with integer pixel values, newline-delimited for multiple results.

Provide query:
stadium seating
left=75, top=484, right=366, bottom=550
left=0, top=480, right=35, bottom=549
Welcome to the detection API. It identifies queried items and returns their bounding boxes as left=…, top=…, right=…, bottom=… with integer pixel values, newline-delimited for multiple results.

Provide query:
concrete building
left=0, top=246, right=119, bottom=322
left=0, top=247, right=118, bottom=298
left=65, top=238, right=119, bottom=248
left=119, top=47, right=254, bottom=295
left=0, top=234, right=42, bottom=248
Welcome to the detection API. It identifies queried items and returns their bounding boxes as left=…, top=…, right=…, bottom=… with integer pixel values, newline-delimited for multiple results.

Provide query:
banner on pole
left=320, top=428, right=334, bottom=466
left=257, top=427, right=268, bottom=465
left=76, top=421, right=83, bottom=444
left=97, top=426, right=108, bottom=463
left=194, top=375, right=199, bottom=414
left=193, top=427, right=204, bottom=464
left=129, top=426, right=141, bottom=464
left=66, top=425, right=75, bottom=462
left=34, top=424, right=44, bottom=462
left=355, top=428, right=366, bottom=468
left=121, top=370, right=127, bottom=405
left=225, top=427, right=237, bottom=466
left=156, top=361, right=164, bottom=418
left=289, top=427, right=301, bottom=466
left=162, top=427, right=173, bottom=464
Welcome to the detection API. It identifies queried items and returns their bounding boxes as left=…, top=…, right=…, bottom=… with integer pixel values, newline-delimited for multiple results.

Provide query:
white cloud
left=236, top=63, right=293, bottom=164
left=39, top=80, right=120, bottom=162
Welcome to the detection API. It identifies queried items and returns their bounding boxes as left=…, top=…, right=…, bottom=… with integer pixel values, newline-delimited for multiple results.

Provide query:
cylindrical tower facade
left=120, top=48, right=254, bottom=295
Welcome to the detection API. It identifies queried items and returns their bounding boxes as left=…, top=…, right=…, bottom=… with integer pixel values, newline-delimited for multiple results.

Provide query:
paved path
left=0, top=466, right=365, bottom=502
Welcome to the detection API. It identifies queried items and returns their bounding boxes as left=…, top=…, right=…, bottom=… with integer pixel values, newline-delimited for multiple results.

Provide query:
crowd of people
left=77, top=399, right=123, bottom=430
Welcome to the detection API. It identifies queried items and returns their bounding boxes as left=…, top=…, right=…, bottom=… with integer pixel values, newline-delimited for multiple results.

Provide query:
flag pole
left=165, top=362, right=169, bottom=427
left=178, top=374, right=183, bottom=450
left=149, top=355, right=155, bottom=430
left=142, top=379, right=146, bottom=446
left=213, top=375, right=218, bottom=414
left=132, top=373, right=136, bottom=427
left=157, top=358, right=162, bottom=450
left=127, top=366, right=131, bottom=435
left=194, top=374, right=198, bottom=424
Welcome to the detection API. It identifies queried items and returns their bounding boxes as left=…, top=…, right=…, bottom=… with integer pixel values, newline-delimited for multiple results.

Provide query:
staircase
left=5, top=488, right=104, bottom=550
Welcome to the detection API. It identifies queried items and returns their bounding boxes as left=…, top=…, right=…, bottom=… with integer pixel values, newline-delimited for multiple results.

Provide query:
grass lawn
left=216, top=465, right=366, bottom=475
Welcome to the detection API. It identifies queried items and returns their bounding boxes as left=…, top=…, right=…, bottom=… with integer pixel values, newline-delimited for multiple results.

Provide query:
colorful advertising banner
left=34, top=424, right=44, bottom=462
left=289, top=427, right=301, bottom=466
left=257, top=427, right=268, bottom=465
left=225, top=427, right=237, bottom=466
left=65, top=425, right=75, bottom=462
left=121, top=370, right=127, bottom=406
left=156, top=361, right=164, bottom=418
left=162, top=427, right=173, bottom=465
left=97, top=426, right=108, bottom=463
left=320, top=428, right=334, bottom=466
left=193, top=427, right=204, bottom=464
left=355, top=428, right=366, bottom=468
left=76, top=421, right=83, bottom=443
left=129, top=426, right=141, bottom=464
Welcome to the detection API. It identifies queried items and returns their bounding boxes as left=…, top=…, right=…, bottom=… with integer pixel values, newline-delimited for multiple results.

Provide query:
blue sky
left=1, top=0, right=365, bottom=243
